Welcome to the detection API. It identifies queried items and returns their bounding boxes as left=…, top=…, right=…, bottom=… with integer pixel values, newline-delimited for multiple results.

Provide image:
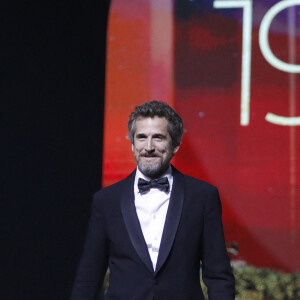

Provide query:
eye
left=136, top=134, right=147, bottom=140
left=153, top=135, right=165, bottom=141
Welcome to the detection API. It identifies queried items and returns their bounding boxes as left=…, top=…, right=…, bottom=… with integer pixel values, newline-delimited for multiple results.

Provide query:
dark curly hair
left=128, top=100, right=184, bottom=147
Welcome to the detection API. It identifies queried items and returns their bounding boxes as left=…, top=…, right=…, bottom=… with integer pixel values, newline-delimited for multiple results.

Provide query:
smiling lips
left=141, top=155, right=160, bottom=161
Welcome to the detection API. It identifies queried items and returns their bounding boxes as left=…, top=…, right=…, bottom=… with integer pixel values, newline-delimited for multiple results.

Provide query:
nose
left=145, top=138, right=154, bottom=152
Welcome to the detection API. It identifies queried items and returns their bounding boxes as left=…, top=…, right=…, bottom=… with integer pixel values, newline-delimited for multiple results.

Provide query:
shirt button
left=153, top=214, right=156, bottom=219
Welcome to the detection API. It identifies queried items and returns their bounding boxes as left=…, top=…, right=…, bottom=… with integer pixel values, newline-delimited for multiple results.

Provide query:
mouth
left=141, top=156, right=160, bottom=162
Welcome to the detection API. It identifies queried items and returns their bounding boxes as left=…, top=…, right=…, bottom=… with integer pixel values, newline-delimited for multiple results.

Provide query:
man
left=71, top=100, right=235, bottom=300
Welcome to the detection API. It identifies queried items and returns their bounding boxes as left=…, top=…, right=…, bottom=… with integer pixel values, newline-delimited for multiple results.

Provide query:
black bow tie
left=138, top=177, right=170, bottom=194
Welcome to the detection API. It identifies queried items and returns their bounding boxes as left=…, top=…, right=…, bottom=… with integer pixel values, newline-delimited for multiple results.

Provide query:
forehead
left=135, top=116, right=169, bottom=134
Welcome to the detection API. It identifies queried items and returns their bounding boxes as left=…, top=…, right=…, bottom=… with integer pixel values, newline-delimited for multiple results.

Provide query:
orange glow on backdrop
left=103, top=0, right=175, bottom=186
left=103, top=0, right=300, bottom=272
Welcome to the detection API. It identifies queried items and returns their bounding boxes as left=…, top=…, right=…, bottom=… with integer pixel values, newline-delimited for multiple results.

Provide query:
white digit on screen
left=259, top=0, right=300, bottom=126
left=259, top=0, right=300, bottom=73
left=214, top=0, right=253, bottom=126
left=265, top=113, right=300, bottom=125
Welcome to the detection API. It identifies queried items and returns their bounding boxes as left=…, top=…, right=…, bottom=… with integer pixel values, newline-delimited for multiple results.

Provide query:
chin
left=138, top=163, right=161, bottom=177
left=138, top=161, right=169, bottom=179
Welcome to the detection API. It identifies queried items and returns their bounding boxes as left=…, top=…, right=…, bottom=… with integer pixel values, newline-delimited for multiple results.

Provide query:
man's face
left=132, top=116, right=179, bottom=179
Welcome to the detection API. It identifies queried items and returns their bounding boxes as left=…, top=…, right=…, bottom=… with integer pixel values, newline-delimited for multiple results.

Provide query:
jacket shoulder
left=94, top=177, right=127, bottom=196
left=93, top=171, right=135, bottom=205
left=182, top=173, right=218, bottom=193
left=180, top=173, right=222, bottom=212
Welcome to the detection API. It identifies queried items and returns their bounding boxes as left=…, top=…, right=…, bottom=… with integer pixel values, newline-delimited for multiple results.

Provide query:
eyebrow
left=152, top=134, right=166, bottom=139
left=135, top=133, right=167, bottom=139
left=136, top=133, right=147, bottom=138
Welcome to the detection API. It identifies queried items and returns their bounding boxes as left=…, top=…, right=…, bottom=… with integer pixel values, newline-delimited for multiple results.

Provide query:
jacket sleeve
left=71, top=193, right=109, bottom=300
left=201, top=187, right=235, bottom=300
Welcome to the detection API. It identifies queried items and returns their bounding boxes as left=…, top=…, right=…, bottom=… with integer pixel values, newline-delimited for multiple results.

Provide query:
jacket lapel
left=121, top=171, right=154, bottom=274
left=155, top=167, right=185, bottom=274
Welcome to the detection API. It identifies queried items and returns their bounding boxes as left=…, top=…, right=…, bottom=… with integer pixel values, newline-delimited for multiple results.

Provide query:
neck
left=138, top=164, right=171, bottom=180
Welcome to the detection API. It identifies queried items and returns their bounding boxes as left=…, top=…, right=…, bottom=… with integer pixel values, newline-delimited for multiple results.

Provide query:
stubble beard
left=136, top=153, right=173, bottom=179
left=138, top=160, right=164, bottom=179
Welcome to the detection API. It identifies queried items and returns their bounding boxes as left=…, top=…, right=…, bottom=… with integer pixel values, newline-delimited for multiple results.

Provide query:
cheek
left=155, top=144, right=170, bottom=153
left=133, top=143, right=143, bottom=153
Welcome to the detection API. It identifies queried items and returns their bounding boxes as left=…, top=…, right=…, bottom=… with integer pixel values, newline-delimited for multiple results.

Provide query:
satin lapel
left=120, top=172, right=154, bottom=274
left=155, top=167, right=185, bottom=274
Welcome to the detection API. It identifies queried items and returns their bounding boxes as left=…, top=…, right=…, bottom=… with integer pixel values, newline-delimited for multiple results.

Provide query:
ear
left=173, top=145, right=180, bottom=154
left=131, top=144, right=134, bottom=152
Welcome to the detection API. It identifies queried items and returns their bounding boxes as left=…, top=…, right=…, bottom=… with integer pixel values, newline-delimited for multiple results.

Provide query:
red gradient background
left=103, top=0, right=300, bottom=272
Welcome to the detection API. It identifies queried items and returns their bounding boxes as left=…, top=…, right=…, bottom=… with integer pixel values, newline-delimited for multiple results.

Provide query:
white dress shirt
left=134, top=166, right=173, bottom=271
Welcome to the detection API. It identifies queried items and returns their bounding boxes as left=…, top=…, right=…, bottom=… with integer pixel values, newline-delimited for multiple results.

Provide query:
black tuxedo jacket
left=71, top=167, right=235, bottom=300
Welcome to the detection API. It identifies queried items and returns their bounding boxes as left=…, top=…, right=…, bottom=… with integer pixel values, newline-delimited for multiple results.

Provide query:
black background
left=1, top=0, right=110, bottom=298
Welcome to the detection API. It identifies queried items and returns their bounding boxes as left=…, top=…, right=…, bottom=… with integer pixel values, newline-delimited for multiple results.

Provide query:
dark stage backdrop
left=1, top=1, right=110, bottom=299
